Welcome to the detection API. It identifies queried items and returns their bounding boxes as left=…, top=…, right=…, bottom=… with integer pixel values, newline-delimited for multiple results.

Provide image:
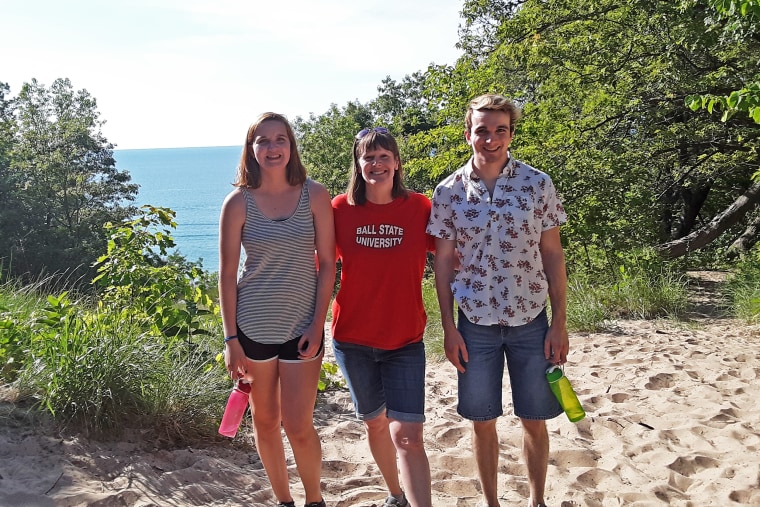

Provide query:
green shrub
left=724, top=251, right=760, bottom=323
left=566, top=264, right=688, bottom=330
left=13, top=291, right=227, bottom=441
left=566, top=280, right=611, bottom=332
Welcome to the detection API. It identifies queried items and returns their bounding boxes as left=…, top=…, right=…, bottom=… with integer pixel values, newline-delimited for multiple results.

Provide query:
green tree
left=684, top=0, right=760, bottom=125
left=418, top=0, right=760, bottom=268
left=4, top=78, right=137, bottom=283
left=0, top=82, right=17, bottom=280
left=293, top=101, right=373, bottom=197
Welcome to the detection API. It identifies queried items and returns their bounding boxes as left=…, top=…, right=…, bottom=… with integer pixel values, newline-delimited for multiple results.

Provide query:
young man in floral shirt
left=427, top=94, right=570, bottom=507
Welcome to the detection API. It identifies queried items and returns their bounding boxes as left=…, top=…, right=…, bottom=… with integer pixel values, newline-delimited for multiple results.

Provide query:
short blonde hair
left=465, top=94, right=521, bottom=132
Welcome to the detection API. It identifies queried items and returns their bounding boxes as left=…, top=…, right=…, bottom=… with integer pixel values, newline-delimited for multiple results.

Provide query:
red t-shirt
left=331, top=192, right=435, bottom=349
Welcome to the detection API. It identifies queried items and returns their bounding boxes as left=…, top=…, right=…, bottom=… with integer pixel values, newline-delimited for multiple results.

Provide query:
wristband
left=224, top=335, right=239, bottom=343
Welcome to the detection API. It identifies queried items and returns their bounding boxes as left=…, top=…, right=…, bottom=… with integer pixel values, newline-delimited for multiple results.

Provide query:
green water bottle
left=546, top=366, right=585, bottom=422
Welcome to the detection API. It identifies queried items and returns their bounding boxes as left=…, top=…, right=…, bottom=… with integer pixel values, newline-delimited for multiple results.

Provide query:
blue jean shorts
left=457, top=308, right=562, bottom=421
left=332, top=340, right=426, bottom=423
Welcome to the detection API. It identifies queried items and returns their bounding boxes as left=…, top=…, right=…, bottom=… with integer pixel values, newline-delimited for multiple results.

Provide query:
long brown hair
left=234, top=112, right=307, bottom=188
left=346, top=129, right=408, bottom=205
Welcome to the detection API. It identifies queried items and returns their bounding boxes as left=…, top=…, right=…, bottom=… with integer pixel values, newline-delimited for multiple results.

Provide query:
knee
left=520, top=418, right=546, bottom=438
left=282, top=416, right=316, bottom=444
left=473, top=419, right=497, bottom=437
left=253, top=411, right=282, bottom=435
left=363, top=414, right=389, bottom=436
left=390, top=422, right=425, bottom=453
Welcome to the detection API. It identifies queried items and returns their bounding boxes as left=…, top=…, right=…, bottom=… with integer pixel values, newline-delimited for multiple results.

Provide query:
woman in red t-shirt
left=331, top=127, right=434, bottom=507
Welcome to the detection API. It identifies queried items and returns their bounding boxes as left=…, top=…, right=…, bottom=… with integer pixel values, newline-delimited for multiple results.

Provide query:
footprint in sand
left=432, top=477, right=480, bottom=498
left=729, top=488, right=760, bottom=505
left=667, top=455, right=720, bottom=477
left=320, top=460, right=369, bottom=479
left=610, top=392, right=630, bottom=403
left=574, top=467, right=622, bottom=490
left=434, top=425, right=468, bottom=444
left=429, top=453, right=476, bottom=478
left=716, top=370, right=739, bottom=381
left=668, top=468, right=695, bottom=492
left=645, top=372, right=676, bottom=390
left=550, top=449, right=600, bottom=469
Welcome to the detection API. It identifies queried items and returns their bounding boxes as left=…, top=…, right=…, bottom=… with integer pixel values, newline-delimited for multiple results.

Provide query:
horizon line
left=114, top=145, right=243, bottom=152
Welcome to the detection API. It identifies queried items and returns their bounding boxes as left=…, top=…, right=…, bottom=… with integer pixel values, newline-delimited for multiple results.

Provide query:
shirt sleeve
left=426, top=184, right=456, bottom=240
left=541, top=175, right=567, bottom=230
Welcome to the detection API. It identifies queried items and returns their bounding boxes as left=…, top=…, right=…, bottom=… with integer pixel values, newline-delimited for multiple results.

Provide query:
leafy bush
left=93, top=205, right=219, bottom=343
left=11, top=290, right=228, bottom=441
left=1, top=204, right=348, bottom=442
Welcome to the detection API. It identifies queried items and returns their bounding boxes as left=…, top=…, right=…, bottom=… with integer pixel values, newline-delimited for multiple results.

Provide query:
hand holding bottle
left=218, top=380, right=251, bottom=437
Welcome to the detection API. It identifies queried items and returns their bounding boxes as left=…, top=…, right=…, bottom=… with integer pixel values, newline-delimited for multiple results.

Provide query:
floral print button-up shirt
left=427, top=156, right=566, bottom=326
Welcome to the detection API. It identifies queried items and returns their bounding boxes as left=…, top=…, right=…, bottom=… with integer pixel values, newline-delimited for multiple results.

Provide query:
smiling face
left=358, top=146, right=398, bottom=200
left=251, top=119, right=291, bottom=171
left=465, top=109, right=514, bottom=170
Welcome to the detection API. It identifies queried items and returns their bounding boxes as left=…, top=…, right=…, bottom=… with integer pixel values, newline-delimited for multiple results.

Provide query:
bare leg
left=520, top=419, right=549, bottom=507
left=364, top=412, right=404, bottom=497
left=390, top=420, right=432, bottom=507
left=473, top=419, right=500, bottom=507
left=521, top=418, right=548, bottom=507
left=249, top=359, right=292, bottom=503
left=280, top=356, right=324, bottom=504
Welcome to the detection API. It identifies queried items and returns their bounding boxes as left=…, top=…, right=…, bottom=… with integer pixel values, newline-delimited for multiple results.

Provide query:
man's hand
left=444, top=326, right=469, bottom=373
left=544, top=323, right=569, bottom=365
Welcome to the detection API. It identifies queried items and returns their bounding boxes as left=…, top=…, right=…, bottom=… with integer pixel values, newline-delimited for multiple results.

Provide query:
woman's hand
left=224, top=339, right=249, bottom=380
left=298, top=322, right=324, bottom=360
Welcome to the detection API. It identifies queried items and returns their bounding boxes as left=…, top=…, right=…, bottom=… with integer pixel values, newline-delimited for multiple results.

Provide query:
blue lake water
left=114, top=146, right=244, bottom=272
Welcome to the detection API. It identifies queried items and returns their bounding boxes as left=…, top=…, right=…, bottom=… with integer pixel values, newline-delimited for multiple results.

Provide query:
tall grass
left=420, top=264, right=690, bottom=340
left=567, top=267, right=689, bottom=331
left=724, top=256, right=760, bottom=323
left=6, top=290, right=229, bottom=442
left=422, top=277, right=445, bottom=361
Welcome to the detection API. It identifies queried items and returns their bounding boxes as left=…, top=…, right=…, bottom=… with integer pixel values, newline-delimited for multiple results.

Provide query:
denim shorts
left=332, top=340, right=426, bottom=423
left=457, top=308, right=562, bottom=421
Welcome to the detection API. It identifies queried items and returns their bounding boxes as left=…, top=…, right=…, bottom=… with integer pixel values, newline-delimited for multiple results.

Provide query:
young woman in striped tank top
left=218, top=112, right=335, bottom=507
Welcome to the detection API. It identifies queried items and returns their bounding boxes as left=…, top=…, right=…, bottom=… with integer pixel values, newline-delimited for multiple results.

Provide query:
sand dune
left=1, top=315, right=759, bottom=506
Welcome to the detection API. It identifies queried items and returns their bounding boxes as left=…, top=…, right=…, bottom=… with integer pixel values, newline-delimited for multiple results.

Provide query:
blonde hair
left=465, top=94, right=521, bottom=133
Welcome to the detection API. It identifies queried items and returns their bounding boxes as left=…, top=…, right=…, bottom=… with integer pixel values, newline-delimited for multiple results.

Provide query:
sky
left=2, top=0, right=464, bottom=150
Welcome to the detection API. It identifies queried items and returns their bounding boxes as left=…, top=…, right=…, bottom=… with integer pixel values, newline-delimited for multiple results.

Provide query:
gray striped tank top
left=236, top=181, right=317, bottom=344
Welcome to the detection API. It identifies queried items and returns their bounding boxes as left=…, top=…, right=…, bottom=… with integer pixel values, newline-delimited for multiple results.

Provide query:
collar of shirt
left=464, top=153, right=517, bottom=181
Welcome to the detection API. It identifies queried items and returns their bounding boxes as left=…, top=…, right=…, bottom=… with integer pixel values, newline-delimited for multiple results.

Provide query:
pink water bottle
left=218, top=380, right=251, bottom=437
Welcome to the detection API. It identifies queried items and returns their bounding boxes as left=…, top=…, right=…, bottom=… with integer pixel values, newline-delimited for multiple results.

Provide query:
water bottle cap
left=545, top=365, right=564, bottom=382
left=235, top=380, right=252, bottom=394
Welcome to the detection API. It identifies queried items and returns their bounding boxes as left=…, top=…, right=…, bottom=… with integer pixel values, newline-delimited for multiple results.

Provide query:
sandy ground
left=1, top=274, right=759, bottom=506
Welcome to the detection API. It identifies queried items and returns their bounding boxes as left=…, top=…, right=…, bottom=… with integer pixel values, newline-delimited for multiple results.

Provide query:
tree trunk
left=677, top=185, right=711, bottom=238
left=654, top=181, right=760, bottom=259
left=726, top=211, right=760, bottom=259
